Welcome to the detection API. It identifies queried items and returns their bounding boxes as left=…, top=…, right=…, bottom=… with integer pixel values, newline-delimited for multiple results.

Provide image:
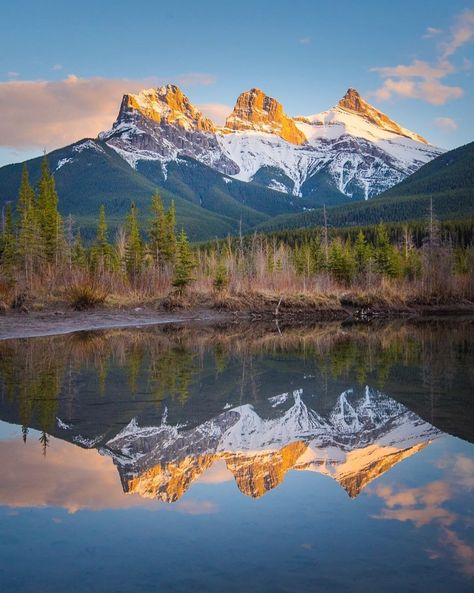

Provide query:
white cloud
left=298, top=37, right=312, bottom=45
left=51, top=64, right=63, bottom=71
left=423, top=26, right=442, bottom=39
left=434, top=116, right=458, bottom=130
left=7, top=71, right=19, bottom=78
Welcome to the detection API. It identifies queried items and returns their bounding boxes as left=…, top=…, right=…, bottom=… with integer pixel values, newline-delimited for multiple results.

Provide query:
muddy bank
left=0, top=308, right=235, bottom=340
left=1, top=296, right=473, bottom=340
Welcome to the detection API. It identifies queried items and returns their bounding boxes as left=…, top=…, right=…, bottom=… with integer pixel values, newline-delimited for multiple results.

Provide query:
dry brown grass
left=66, top=279, right=109, bottom=311
left=1, top=243, right=472, bottom=315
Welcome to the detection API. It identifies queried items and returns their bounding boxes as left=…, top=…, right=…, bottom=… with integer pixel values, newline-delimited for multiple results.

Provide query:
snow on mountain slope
left=99, top=85, right=444, bottom=201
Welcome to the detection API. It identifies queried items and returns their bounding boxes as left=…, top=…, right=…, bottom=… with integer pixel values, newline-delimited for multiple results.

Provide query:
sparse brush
left=0, top=278, right=14, bottom=313
left=67, top=280, right=108, bottom=311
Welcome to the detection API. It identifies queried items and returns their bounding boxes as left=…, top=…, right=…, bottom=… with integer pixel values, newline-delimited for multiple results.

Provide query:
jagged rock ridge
left=99, top=84, right=443, bottom=200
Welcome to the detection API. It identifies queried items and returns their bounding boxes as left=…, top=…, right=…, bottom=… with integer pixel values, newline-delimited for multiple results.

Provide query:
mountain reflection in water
left=0, top=320, right=471, bottom=505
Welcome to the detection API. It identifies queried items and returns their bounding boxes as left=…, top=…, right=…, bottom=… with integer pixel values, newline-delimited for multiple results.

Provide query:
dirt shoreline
left=1, top=301, right=473, bottom=340
left=0, top=308, right=237, bottom=340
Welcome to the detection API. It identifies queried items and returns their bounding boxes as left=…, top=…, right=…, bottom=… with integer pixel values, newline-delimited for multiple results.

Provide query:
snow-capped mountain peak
left=99, top=84, right=443, bottom=200
left=336, top=87, right=427, bottom=144
left=117, top=84, right=216, bottom=132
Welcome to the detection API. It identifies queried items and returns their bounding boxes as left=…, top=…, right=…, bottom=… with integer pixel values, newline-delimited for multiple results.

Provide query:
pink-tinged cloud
left=371, top=9, right=473, bottom=106
left=373, top=480, right=455, bottom=527
left=196, top=459, right=234, bottom=484
left=0, top=72, right=216, bottom=151
left=453, top=454, right=474, bottom=488
left=434, top=117, right=458, bottom=131
left=373, top=59, right=455, bottom=80
left=198, top=102, right=232, bottom=125
left=373, top=77, right=463, bottom=105
left=371, top=59, right=463, bottom=105
left=0, top=434, right=217, bottom=514
left=371, top=459, right=474, bottom=578
left=441, top=9, right=474, bottom=59
left=442, top=528, right=474, bottom=577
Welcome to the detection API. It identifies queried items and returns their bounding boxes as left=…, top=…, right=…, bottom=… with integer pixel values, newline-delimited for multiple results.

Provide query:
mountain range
left=100, top=84, right=441, bottom=200
left=1, top=384, right=442, bottom=502
left=0, top=84, right=471, bottom=241
left=100, top=386, right=440, bottom=502
left=0, top=323, right=471, bottom=504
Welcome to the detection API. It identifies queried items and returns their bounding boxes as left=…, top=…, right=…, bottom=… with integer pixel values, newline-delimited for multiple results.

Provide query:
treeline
left=253, top=219, right=474, bottom=249
left=0, top=158, right=473, bottom=307
left=258, top=191, right=474, bottom=234
left=0, top=159, right=196, bottom=298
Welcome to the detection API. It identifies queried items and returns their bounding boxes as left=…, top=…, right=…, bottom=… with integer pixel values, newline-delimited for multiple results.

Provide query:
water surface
left=0, top=320, right=473, bottom=592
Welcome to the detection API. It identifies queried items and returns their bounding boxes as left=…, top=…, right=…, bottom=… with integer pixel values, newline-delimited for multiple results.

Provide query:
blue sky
left=0, top=0, right=472, bottom=166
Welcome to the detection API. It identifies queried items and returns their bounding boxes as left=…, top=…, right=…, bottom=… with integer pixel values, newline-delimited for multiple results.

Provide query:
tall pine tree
left=91, top=205, right=117, bottom=273
left=125, top=202, right=144, bottom=280
left=164, top=200, right=177, bottom=264
left=149, top=191, right=167, bottom=268
left=374, top=223, right=401, bottom=278
left=172, top=229, right=195, bottom=294
left=0, top=202, right=17, bottom=281
left=17, top=165, right=38, bottom=283
left=36, top=157, right=64, bottom=265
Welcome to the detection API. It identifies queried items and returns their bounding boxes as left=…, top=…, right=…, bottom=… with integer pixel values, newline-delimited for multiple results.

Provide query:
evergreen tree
left=72, top=230, right=87, bottom=268
left=309, top=237, right=324, bottom=274
left=17, top=164, right=35, bottom=216
left=36, top=157, right=64, bottom=265
left=149, top=191, right=166, bottom=267
left=328, top=238, right=354, bottom=283
left=172, top=229, right=195, bottom=294
left=96, top=205, right=108, bottom=249
left=17, top=165, right=38, bottom=282
left=0, top=202, right=17, bottom=280
left=354, top=230, right=371, bottom=275
left=374, top=223, right=401, bottom=278
left=164, top=200, right=177, bottom=264
left=125, top=202, right=143, bottom=279
left=91, top=205, right=117, bottom=273
left=149, top=194, right=176, bottom=268
left=292, top=244, right=305, bottom=276
left=213, top=257, right=229, bottom=293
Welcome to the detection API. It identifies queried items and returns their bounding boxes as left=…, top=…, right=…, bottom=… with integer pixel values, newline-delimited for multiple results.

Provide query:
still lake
left=0, top=320, right=473, bottom=593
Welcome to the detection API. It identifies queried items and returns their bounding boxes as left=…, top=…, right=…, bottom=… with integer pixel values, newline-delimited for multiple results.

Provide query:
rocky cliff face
left=225, top=88, right=306, bottom=145
left=100, top=84, right=239, bottom=175
left=99, top=84, right=443, bottom=201
left=120, top=85, right=216, bottom=132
